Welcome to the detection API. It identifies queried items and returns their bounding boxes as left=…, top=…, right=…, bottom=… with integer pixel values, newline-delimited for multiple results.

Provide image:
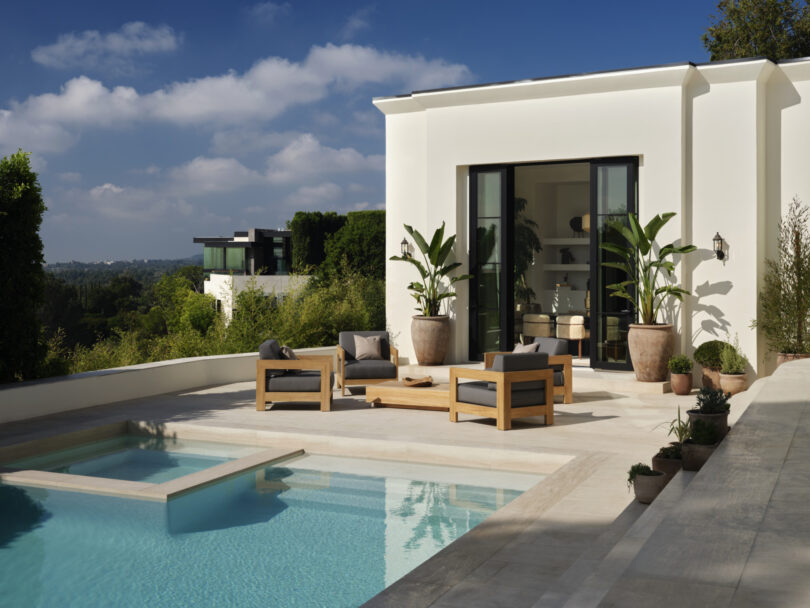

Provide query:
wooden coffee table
left=365, top=381, right=450, bottom=411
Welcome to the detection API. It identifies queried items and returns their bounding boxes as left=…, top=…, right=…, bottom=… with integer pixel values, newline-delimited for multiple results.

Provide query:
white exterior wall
left=204, top=274, right=309, bottom=320
left=376, top=59, right=810, bottom=376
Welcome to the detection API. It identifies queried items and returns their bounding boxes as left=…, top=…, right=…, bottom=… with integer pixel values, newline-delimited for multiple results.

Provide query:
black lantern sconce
left=713, top=232, right=725, bottom=260
left=400, top=237, right=410, bottom=258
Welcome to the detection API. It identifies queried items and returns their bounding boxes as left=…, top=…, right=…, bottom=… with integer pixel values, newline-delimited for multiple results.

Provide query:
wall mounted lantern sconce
left=713, top=232, right=725, bottom=260
left=400, top=238, right=410, bottom=258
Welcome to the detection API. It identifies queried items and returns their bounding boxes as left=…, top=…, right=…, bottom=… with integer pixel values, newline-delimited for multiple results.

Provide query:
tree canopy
left=703, top=0, right=810, bottom=61
left=0, top=151, right=46, bottom=382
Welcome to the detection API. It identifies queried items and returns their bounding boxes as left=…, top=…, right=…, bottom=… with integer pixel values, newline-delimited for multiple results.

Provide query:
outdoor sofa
left=256, top=339, right=333, bottom=412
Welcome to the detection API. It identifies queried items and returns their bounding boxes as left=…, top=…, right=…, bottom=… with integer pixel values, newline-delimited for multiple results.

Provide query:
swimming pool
left=0, top=453, right=541, bottom=607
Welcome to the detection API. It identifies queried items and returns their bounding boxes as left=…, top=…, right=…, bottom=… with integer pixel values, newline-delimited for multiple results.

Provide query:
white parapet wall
left=0, top=346, right=335, bottom=425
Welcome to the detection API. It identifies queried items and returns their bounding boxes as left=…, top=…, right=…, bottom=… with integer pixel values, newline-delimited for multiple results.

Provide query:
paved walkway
left=0, top=374, right=760, bottom=607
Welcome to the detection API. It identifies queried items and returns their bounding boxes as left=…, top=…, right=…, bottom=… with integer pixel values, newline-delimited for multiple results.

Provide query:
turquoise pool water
left=0, top=453, right=539, bottom=607
left=11, top=436, right=260, bottom=484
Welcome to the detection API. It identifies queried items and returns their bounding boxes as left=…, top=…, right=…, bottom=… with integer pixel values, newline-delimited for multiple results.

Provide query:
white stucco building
left=374, top=57, right=810, bottom=378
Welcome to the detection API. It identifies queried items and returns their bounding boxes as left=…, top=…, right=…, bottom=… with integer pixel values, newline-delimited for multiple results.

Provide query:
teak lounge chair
left=484, top=337, right=573, bottom=404
left=449, top=353, right=554, bottom=430
left=336, top=331, right=398, bottom=396
left=256, top=339, right=333, bottom=412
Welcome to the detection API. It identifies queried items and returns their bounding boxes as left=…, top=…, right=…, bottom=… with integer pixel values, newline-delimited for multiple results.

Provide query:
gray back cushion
left=259, top=339, right=282, bottom=359
left=339, top=331, right=390, bottom=361
left=491, top=352, right=549, bottom=372
left=533, top=337, right=568, bottom=356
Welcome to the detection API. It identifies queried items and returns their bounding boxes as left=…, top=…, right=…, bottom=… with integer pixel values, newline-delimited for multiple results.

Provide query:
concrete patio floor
left=0, top=377, right=760, bottom=607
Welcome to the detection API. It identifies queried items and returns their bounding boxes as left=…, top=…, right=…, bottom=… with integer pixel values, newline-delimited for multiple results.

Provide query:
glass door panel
left=590, top=161, right=637, bottom=369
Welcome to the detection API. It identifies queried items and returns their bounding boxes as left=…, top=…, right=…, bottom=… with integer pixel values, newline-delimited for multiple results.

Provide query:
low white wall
left=0, top=346, right=335, bottom=425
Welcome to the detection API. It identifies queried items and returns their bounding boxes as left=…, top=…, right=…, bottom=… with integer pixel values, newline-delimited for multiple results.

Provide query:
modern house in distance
left=374, top=56, right=810, bottom=379
left=193, top=228, right=305, bottom=319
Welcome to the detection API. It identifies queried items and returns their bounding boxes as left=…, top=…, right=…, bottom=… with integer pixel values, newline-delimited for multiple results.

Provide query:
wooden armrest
left=450, top=367, right=504, bottom=382
left=548, top=354, right=573, bottom=367
left=257, top=358, right=332, bottom=372
left=450, top=367, right=554, bottom=385
left=390, top=345, right=399, bottom=365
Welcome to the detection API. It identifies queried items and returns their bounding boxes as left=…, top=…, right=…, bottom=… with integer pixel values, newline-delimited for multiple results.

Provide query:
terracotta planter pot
left=670, top=373, right=692, bottom=395
left=651, top=455, right=682, bottom=485
left=632, top=472, right=666, bottom=504
left=687, top=410, right=729, bottom=439
left=719, top=373, right=747, bottom=396
left=411, top=315, right=450, bottom=365
left=700, top=366, right=722, bottom=390
left=628, top=324, right=673, bottom=382
left=777, top=353, right=810, bottom=366
left=682, top=441, right=717, bottom=471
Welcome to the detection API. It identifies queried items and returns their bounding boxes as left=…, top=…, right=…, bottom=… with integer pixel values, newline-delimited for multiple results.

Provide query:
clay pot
left=411, top=315, right=450, bottom=365
left=719, top=373, right=747, bottom=396
left=701, top=366, right=722, bottom=390
left=632, top=472, right=666, bottom=504
left=651, top=455, right=682, bottom=485
left=670, top=373, right=692, bottom=396
left=682, top=441, right=717, bottom=471
left=628, top=324, right=673, bottom=382
left=687, top=410, right=729, bottom=440
left=777, top=353, right=810, bottom=366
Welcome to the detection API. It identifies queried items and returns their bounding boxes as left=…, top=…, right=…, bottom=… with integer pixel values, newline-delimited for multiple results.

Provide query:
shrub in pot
left=693, top=340, right=730, bottom=390
left=391, top=222, right=471, bottom=365
left=600, top=212, right=696, bottom=382
left=752, top=197, right=810, bottom=366
left=687, top=388, right=731, bottom=439
left=682, top=419, right=721, bottom=471
left=652, top=443, right=682, bottom=485
left=627, top=463, right=665, bottom=504
left=667, top=355, right=693, bottom=395
left=719, top=335, right=748, bottom=395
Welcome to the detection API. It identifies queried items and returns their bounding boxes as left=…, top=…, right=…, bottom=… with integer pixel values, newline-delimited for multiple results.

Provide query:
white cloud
left=58, top=172, right=82, bottom=183
left=0, top=43, right=471, bottom=155
left=31, top=22, right=180, bottom=71
left=168, top=157, right=263, bottom=195
left=285, top=182, right=342, bottom=207
left=340, top=7, right=373, bottom=40
left=209, top=128, right=300, bottom=156
left=84, top=183, right=175, bottom=221
left=247, top=2, right=291, bottom=23
left=266, top=134, right=383, bottom=183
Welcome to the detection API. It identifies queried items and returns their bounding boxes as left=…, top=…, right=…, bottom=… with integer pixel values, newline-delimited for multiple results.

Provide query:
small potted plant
left=687, top=388, right=731, bottom=439
left=682, top=419, right=721, bottom=471
left=668, top=406, right=691, bottom=445
left=627, top=463, right=665, bottom=504
left=719, top=334, right=748, bottom=395
left=651, top=443, right=682, bottom=485
left=667, top=355, right=693, bottom=395
left=693, top=340, right=730, bottom=390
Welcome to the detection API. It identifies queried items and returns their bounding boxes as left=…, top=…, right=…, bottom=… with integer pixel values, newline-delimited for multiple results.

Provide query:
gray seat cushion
left=456, top=381, right=548, bottom=408
left=344, top=359, right=397, bottom=380
left=267, top=371, right=334, bottom=392
left=339, top=331, right=390, bottom=361
left=533, top=337, right=569, bottom=356
left=554, top=370, right=564, bottom=386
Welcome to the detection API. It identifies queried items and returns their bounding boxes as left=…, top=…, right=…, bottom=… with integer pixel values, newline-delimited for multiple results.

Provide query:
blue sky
left=0, top=0, right=716, bottom=262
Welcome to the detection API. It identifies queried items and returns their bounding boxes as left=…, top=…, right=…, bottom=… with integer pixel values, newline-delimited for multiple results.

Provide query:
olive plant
left=390, top=222, right=472, bottom=317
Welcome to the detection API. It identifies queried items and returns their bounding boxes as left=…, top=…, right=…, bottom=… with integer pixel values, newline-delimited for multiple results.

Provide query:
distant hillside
left=46, top=255, right=203, bottom=287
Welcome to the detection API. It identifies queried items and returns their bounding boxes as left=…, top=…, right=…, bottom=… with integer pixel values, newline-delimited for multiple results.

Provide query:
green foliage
left=703, top=0, right=810, bottom=62
left=693, top=340, right=731, bottom=368
left=627, top=463, right=659, bottom=487
left=656, top=444, right=682, bottom=460
left=390, top=222, right=472, bottom=317
left=179, top=292, right=217, bottom=334
left=720, top=334, right=748, bottom=374
left=689, top=419, right=721, bottom=446
left=223, top=279, right=277, bottom=353
left=695, top=387, right=732, bottom=414
left=668, top=355, right=693, bottom=374
left=668, top=406, right=691, bottom=444
left=319, top=210, right=385, bottom=281
left=0, top=150, right=47, bottom=382
left=513, top=198, right=543, bottom=306
left=600, top=212, right=696, bottom=325
left=287, top=211, right=346, bottom=272
left=753, top=197, right=810, bottom=354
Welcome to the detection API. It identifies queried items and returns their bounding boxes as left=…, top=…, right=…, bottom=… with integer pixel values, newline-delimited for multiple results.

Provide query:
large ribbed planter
left=682, top=441, right=717, bottom=471
left=687, top=410, right=729, bottom=439
left=777, top=353, right=810, bottom=366
left=628, top=324, right=673, bottom=382
left=411, top=315, right=450, bottom=365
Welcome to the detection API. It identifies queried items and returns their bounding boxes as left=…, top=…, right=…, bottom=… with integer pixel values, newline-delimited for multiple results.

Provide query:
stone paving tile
left=599, top=575, right=736, bottom=607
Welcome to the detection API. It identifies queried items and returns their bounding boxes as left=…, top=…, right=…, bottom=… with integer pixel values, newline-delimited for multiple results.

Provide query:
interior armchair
left=256, top=339, right=334, bottom=412
left=336, top=331, right=398, bottom=396
left=484, top=337, right=573, bottom=404
left=450, top=353, right=554, bottom=431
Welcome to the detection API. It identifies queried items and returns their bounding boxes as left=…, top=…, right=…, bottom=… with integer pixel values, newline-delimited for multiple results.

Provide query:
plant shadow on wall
left=689, top=247, right=734, bottom=344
